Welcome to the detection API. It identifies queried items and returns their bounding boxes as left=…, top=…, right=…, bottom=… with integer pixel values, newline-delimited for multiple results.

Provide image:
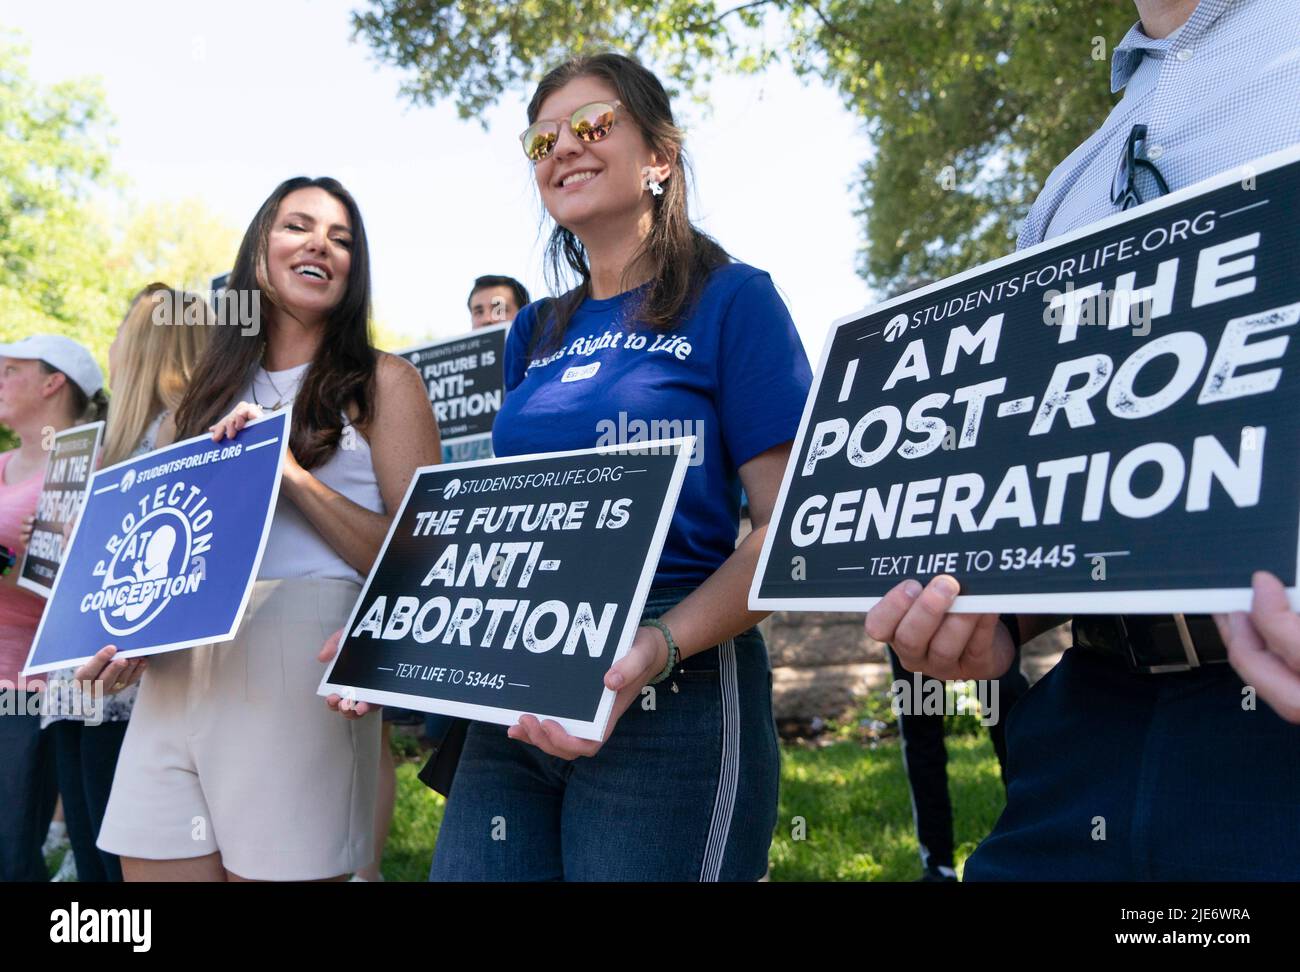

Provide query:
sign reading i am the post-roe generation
left=398, top=324, right=508, bottom=458
left=752, top=147, right=1300, bottom=615
left=320, top=439, right=693, bottom=741
left=18, top=421, right=104, bottom=596
left=22, top=411, right=289, bottom=674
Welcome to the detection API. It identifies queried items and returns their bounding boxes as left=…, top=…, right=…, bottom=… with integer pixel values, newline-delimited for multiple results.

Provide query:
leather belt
left=1073, top=614, right=1228, bottom=674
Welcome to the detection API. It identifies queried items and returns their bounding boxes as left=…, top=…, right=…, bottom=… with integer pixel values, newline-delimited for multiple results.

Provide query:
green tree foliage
left=0, top=38, right=242, bottom=451
left=352, top=0, right=1135, bottom=290
left=0, top=34, right=117, bottom=353
left=109, top=198, right=242, bottom=298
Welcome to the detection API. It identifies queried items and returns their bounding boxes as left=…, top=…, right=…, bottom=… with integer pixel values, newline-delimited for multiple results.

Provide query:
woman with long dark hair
left=333, top=53, right=812, bottom=881
left=96, top=177, right=439, bottom=881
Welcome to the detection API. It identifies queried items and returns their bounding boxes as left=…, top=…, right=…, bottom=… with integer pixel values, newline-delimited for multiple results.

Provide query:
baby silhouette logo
left=81, top=479, right=214, bottom=637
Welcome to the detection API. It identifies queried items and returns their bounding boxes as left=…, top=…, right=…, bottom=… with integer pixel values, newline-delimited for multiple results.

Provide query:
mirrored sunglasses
left=520, top=101, right=622, bottom=162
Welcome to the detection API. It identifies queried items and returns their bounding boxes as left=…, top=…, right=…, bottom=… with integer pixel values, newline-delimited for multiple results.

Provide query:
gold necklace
left=255, top=364, right=299, bottom=411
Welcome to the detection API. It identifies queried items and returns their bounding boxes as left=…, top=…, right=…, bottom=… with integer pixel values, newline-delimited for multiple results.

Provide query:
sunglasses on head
left=520, top=101, right=623, bottom=162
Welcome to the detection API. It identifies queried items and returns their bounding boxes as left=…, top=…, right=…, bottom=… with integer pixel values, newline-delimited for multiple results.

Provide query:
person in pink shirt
left=0, top=334, right=105, bottom=881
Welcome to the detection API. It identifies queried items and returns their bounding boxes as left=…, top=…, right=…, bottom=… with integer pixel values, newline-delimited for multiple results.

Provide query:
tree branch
left=802, top=1, right=860, bottom=46
left=680, top=0, right=785, bottom=34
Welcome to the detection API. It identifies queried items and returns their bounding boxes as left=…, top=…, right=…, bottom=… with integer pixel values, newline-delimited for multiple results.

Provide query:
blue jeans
left=0, top=691, right=57, bottom=881
left=429, top=587, right=780, bottom=881
left=965, top=646, right=1300, bottom=880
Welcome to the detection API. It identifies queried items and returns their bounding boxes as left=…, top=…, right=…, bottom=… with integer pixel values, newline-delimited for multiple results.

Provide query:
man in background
left=467, top=275, right=530, bottom=330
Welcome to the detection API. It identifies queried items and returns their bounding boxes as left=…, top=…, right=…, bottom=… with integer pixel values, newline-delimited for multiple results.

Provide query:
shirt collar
left=1110, top=0, right=1238, bottom=92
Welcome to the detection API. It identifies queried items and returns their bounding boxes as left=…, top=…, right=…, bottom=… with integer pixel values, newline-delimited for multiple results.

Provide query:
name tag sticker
left=562, top=362, right=601, bottom=383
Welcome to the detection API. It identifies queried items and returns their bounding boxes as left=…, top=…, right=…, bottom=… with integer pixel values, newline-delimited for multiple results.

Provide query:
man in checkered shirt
left=868, top=0, right=1300, bottom=879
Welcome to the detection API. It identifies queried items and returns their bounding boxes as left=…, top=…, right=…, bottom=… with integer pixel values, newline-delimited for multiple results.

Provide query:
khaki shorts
left=98, top=577, right=379, bottom=881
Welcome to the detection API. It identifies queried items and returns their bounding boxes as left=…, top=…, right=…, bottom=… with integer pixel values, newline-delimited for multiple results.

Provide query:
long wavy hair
left=102, top=283, right=212, bottom=466
left=526, top=52, right=730, bottom=356
left=174, top=177, right=376, bottom=470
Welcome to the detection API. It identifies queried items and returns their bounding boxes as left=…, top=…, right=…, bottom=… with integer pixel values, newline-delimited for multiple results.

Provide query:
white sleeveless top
left=245, top=362, right=385, bottom=584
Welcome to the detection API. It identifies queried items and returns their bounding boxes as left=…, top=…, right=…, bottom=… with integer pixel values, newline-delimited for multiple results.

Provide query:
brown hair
left=526, top=52, right=729, bottom=356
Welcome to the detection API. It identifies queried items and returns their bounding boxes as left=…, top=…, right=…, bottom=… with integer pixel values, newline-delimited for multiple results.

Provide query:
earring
left=641, top=167, right=664, bottom=197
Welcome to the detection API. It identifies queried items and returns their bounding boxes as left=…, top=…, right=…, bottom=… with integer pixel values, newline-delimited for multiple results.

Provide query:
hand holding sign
left=753, top=148, right=1300, bottom=615
left=319, top=440, right=693, bottom=740
left=22, top=410, right=289, bottom=674
left=865, top=575, right=1014, bottom=681
left=507, top=622, right=669, bottom=759
left=211, top=400, right=311, bottom=494
left=1215, top=572, right=1300, bottom=723
left=208, top=400, right=264, bottom=441
left=74, top=644, right=149, bottom=696
left=318, top=627, right=377, bottom=719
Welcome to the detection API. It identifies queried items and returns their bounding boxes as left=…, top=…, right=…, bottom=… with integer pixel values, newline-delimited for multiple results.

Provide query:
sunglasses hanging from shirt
left=520, top=101, right=623, bottom=162
left=1111, top=123, right=1171, bottom=210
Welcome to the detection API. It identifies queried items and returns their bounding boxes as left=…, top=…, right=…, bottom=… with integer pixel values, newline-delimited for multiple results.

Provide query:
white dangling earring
left=641, top=167, right=664, bottom=197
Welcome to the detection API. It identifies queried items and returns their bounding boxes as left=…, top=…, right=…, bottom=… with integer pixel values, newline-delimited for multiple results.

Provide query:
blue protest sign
left=22, top=410, right=289, bottom=674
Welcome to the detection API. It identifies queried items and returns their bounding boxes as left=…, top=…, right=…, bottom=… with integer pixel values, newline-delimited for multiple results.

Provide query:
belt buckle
left=1124, top=614, right=1201, bottom=674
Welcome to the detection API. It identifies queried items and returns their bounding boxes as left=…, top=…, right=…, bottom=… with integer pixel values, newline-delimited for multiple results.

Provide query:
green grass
left=770, top=735, right=1005, bottom=881
left=42, top=697, right=1006, bottom=881
left=382, top=763, right=447, bottom=882
left=381, top=725, right=1006, bottom=882
left=42, top=719, right=1004, bottom=881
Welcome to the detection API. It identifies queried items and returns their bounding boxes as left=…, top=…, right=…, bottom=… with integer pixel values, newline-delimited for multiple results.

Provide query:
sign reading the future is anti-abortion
left=320, top=440, right=692, bottom=740
left=399, top=324, right=508, bottom=459
left=22, top=411, right=289, bottom=674
left=752, top=147, right=1300, bottom=615
left=18, top=421, right=103, bottom=597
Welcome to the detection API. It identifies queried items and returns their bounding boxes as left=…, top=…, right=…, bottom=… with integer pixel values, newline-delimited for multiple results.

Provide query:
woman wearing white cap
left=0, top=333, right=105, bottom=881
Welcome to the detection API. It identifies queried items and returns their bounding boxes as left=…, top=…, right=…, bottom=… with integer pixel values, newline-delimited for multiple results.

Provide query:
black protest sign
left=752, top=147, right=1300, bottom=615
left=398, top=324, right=508, bottom=449
left=320, top=440, right=693, bottom=740
left=18, top=421, right=103, bottom=596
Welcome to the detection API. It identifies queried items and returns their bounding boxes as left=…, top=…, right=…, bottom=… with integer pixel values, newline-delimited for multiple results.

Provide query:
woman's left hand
left=209, top=400, right=308, bottom=490
left=507, top=624, right=670, bottom=759
left=1215, top=571, right=1300, bottom=724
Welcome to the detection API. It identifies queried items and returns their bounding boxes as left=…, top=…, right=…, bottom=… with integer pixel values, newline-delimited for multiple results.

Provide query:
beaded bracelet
left=639, top=618, right=680, bottom=685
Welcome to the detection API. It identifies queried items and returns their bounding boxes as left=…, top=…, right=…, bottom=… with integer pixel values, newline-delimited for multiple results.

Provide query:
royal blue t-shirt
left=494, top=262, right=813, bottom=588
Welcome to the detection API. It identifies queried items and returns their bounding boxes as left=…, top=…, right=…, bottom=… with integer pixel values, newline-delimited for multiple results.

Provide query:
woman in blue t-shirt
left=336, top=52, right=813, bottom=880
